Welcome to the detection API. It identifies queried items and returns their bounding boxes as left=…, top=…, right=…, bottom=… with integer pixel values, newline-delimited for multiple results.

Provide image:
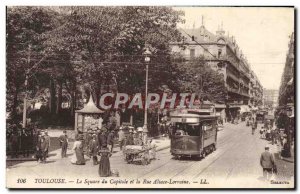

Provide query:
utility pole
left=22, top=44, right=31, bottom=128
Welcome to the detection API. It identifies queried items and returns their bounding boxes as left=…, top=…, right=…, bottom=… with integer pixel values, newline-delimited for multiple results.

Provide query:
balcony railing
left=227, top=71, right=240, bottom=83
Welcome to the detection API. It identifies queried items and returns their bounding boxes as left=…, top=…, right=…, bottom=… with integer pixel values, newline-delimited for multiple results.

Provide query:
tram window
left=173, top=123, right=200, bottom=136
left=201, top=120, right=215, bottom=136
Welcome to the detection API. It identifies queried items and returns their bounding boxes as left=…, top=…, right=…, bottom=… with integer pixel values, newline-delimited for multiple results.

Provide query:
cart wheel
left=126, top=155, right=134, bottom=164
left=213, top=144, right=217, bottom=151
left=142, top=158, right=147, bottom=165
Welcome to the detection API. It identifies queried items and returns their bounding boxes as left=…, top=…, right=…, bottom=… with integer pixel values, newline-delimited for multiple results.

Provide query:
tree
left=178, top=57, right=227, bottom=103
left=6, top=6, right=60, bottom=121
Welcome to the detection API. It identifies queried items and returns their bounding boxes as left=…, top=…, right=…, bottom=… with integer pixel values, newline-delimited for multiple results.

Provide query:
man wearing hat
left=118, top=127, right=125, bottom=151
left=107, top=130, right=115, bottom=153
left=126, top=129, right=134, bottom=146
left=89, top=134, right=98, bottom=165
left=58, top=130, right=68, bottom=158
left=260, top=145, right=276, bottom=181
left=98, top=126, right=108, bottom=149
left=38, top=131, right=49, bottom=163
left=135, top=127, right=144, bottom=146
left=44, top=130, right=51, bottom=158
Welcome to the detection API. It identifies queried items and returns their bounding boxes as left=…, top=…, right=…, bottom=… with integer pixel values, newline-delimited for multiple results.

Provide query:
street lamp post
left=143, top=47, right=151, bottom=135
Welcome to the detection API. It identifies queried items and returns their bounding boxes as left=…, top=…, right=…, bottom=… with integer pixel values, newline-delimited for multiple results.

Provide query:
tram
left=170, top=106, right=218, bottom=159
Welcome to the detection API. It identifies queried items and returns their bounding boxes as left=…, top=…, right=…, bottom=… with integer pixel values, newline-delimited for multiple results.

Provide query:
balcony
left=227, top=71, right=240, bottom=83
left=227, top=87, right=239, bottom=94
left=240, top=91, right=250, bottom=98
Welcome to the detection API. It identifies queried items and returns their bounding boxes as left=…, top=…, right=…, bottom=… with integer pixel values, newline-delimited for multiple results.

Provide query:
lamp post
left=143, top=47, right=151, bottom=136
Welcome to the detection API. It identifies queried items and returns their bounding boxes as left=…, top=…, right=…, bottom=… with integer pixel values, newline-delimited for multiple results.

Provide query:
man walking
left=260, top=145, right=275, bottom=181
left=107, top=130, right=114, bottom=153
left=98, top=126, right=108, bottom=150
left=58, top=130, right=68, bottom=158
left=44, top=130, right=51, bottom=157
left=89, top=134, right=98, bottom=165
left=118, top=127, right=125, bottom=151
left=38, top=131, right=49, bottom=163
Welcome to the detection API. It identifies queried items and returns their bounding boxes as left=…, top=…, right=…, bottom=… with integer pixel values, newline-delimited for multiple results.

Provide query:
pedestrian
left=126, top=129, right=135, bottom=146
left=71, top=136, right=85, bottom=165
left=260, top=126, right=264, bottom=139
left=34, top=130, right=41, bottom=161
left=89, top=134, right=98, bottom=165
left=98, top=126, right=108, bottom=149
left=98, top=147, right=111, bottom=177
left=107, top=130, right=114, bottom=153
left=260, top=145, right=276, bottom=181
left=251, top=121, right=256, bottom=135
left=58, top=130, right=68, bottom=158
left=271, top=128, right=276, bottom=145
left=44, top=130, right=51, bottom=157
left=134, top=127, right=144, bottom=146
left=85, top=129, right=93, bottom=153
left=266, top=127, right=271, bottom=141
left=118, top=127, right=125, bottom=151
left=38, top=131, right=49, bottom=163
left=281, top=135, right=290, bottom=158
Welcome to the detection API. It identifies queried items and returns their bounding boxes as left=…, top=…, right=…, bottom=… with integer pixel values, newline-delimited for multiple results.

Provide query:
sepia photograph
left=5, top=6, right=295, bottom=189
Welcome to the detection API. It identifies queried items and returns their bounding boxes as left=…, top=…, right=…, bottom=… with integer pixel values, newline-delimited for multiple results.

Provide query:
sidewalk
left=7, top=136, right=171, bottom=167
left=265, top=140, right=294, bottom=181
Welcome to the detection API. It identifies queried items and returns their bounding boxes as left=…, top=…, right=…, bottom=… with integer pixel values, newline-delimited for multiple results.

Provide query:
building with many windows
left=170, top=22, right=263, bottom=119
left=263, top=89, right=279, bottom=109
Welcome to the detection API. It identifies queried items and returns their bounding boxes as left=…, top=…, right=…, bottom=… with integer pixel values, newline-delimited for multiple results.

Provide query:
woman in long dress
left=71, top=136, right=85, bottom=165
left=98, top=147, right=111, bottom=177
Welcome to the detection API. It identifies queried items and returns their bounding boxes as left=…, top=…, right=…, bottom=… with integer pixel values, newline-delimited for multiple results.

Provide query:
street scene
left=6, top=6, right=295, bottom=189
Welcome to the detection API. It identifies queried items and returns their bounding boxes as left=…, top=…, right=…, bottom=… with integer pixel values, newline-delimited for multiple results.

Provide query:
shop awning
left=229, top=105, right=242, bottom=109
left=215, top=104, right=226, bottom=109
left=240, top=105, right=251, bottom=113
left=76, top=95, right=104, bottom=114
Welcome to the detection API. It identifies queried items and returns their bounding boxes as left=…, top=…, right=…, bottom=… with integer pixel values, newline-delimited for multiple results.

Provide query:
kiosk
left=74, top=95, right=104, bottom=133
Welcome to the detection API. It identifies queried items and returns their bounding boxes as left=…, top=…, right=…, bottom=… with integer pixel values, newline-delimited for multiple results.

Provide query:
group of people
left=65, top=125, right=115, bottom=177
left=118, top=126, right=147, bottom=150
left=7, top=123, right=51, bottom=163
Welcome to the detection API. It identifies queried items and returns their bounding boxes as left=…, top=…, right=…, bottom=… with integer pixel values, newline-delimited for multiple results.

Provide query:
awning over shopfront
left=214, top=103, right=226, bottom=109
left=240, top=105, right=251, bottom=113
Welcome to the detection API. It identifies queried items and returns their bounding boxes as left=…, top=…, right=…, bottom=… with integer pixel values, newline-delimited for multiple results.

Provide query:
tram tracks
left=138, top=124, right=247, bottom=180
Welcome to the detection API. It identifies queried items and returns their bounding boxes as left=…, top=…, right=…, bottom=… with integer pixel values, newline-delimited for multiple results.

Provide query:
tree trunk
left=49, top=78, right=56, bottom=115
left=70, top=81, right=76, bottom=116
left=56, top=81, right=62, bottom=114
left=12, top=84, right=19, bottom=120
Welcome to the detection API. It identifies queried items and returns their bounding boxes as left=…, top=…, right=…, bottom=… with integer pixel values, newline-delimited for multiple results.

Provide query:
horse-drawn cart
left=123, top=145, right=156, bottom=165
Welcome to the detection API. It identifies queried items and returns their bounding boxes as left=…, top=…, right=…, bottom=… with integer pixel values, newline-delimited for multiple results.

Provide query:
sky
left=173, top=7, right=294, bottom=90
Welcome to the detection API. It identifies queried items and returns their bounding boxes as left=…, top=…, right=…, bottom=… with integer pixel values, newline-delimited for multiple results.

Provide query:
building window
left=218, top=49, right=222, bottom=58
left=190, top=49, right=195, bottom=59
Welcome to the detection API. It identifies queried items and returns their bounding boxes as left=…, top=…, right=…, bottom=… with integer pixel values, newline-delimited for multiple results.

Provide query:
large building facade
left=170, top=22, right=263, bottom=118
left=263, top=89, right=279, bottom=109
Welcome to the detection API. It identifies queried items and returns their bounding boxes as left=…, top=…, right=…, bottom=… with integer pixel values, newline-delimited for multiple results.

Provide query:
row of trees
left=7, top=6, right=226, bottom=126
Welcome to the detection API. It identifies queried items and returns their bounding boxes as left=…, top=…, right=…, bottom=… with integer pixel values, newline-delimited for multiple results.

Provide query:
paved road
left=6, top=122, right=294, bottom=188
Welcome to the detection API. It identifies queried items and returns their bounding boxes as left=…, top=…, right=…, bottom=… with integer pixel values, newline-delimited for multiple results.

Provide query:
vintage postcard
left=6, top=6, right=295, bottom=189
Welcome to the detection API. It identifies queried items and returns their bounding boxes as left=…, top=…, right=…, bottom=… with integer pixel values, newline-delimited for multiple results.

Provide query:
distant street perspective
left=6, top=6, right=294, bottom=189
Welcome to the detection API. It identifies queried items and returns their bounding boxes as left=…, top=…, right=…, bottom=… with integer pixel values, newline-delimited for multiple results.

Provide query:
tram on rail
left=170, top=105, right=218, bottom=159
